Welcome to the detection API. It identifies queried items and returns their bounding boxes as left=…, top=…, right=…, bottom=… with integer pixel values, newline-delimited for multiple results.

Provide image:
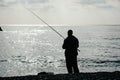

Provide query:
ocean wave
left=0, top=59, right=7, bottom=62
left=94, top=60, right=120, bottom=64
left=111, top=47, right=120, bottom=49
left=104, top=38, right=120, bottom=40
left=5, top=55, right=65, bottom=68
left=78, top=58, right=120, bottom=65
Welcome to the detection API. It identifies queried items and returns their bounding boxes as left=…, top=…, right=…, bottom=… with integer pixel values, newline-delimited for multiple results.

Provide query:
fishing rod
left=24, top=7, right=80, bottom=52
left=25, top=7, right=65, bottom=39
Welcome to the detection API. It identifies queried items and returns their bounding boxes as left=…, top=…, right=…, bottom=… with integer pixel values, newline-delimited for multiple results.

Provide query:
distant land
left=0, top=27, right=2, bottom=31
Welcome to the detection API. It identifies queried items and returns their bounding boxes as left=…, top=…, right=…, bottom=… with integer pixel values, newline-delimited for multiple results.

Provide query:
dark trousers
left=65, top=55, right=79, bottom=74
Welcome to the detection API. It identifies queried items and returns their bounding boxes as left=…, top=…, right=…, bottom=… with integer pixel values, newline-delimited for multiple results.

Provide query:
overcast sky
left=0, top=0, right=120, bottom=25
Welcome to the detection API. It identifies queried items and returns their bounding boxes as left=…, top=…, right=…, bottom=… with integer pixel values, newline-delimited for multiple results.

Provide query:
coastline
left=0, top=71, right=120, bottom=80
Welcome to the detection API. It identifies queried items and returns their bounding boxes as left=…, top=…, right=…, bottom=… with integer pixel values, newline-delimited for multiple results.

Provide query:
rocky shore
left=0, top=71, right=120, bottom=80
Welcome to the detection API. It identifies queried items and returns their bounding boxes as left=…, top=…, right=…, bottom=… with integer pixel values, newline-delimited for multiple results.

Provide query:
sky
left=0, top=0, right=120, bottom=25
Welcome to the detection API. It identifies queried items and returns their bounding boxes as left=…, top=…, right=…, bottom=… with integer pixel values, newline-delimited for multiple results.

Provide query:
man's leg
left=73, top=56, right=79, bottom=73
left=66, top=61, right=72, bottom=73
left=66, top=56, right=73, bottom=74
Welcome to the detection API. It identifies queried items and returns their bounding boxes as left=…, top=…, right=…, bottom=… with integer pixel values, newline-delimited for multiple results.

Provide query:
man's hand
left=77, top=49, right=80, bottom=52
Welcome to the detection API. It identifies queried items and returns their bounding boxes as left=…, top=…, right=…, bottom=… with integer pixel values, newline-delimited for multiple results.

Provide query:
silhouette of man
left=62, top=30, right=79, bottom=74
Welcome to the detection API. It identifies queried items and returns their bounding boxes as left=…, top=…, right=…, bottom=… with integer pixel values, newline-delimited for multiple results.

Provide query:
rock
left=38, top=72, right=54, bottom=75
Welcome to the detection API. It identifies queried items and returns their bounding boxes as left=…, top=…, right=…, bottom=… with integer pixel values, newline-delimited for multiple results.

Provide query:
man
left=62, top=30, right=79, bottom=74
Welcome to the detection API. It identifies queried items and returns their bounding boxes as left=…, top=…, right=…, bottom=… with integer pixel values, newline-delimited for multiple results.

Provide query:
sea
left=0, top=25, right=120, bottom=77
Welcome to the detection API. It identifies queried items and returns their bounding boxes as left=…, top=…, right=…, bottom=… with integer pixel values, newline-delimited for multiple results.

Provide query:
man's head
left=68, top=30, right=73, bottom=36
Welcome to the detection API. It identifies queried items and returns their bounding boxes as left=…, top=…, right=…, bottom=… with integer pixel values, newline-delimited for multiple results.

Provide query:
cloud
left=106, top=0, right=120, bottom=8
left=78, top=0, right=106, bottom=5
left=17, top=0, right=49, bottom=5
left=24, top=0, right=49, bottom=3
left=76, top=0, right=120, bottom=9
left=0, top=0, right=49, bottom=7
left=0, top=0, right=17, bottom=7
left=96, top=4, right=113, bottom=9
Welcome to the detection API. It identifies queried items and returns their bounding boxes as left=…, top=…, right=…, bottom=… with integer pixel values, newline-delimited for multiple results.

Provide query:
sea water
left=0, top=25, right=120, bottom=77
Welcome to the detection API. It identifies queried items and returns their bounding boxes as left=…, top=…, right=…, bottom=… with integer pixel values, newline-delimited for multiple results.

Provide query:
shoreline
left=0, top=71, right=120, bottom=80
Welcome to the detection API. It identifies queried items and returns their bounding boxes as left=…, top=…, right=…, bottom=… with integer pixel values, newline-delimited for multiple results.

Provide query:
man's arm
left=76, top=38, right=79, bottom=48
left=62, top=39, right=66, bottom=49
